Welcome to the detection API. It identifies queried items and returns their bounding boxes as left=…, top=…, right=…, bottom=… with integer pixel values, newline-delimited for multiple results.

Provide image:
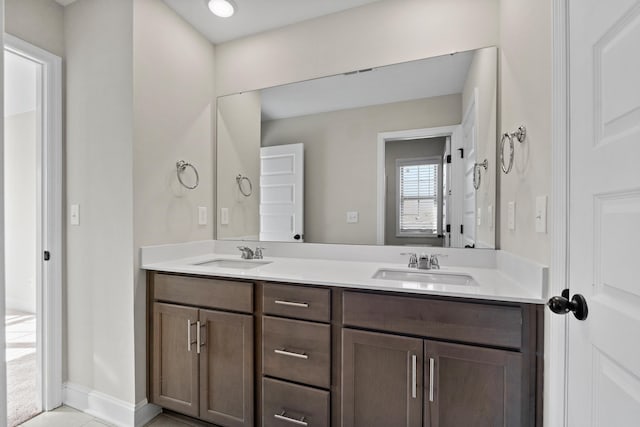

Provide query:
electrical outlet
left=70, top=204, right=80, bottom=226
left=347, top=211, right=359, bottom=224
left=220, top=208, right=229, bottom=225
left=508, top=201, right=516, bottom=231
left=198, top=207, right=207, bottom=226
left=477, top=208, right=482, bottom=226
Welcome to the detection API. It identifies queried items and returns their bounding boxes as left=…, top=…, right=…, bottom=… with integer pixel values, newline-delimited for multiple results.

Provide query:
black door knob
left=547, top=292, right=588, bottom=321
left=293, top=234, right=301, bottom=240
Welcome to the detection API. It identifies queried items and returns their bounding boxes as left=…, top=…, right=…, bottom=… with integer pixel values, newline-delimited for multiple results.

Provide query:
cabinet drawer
left=153, top=273, right=253, bottom=313
left=342, top=291, right=523, bottom=349
left=263, top=316, right=331, bottom=389
left=262, top=377, right=329, bottom=427
left=263, top=283, right=330, bottom=322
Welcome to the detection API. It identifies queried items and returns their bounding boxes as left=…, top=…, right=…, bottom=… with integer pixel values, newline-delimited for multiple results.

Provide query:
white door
left=259, top=143, right=304, bottom=242
left=461, top=97, right=477, bottom=248
left=567, top=0, right=640, bottom=425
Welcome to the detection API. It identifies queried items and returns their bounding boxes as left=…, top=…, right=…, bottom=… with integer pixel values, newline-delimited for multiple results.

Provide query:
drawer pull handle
left=274, top=411, right=308, bottom=426
left=274, top=349, right=309, bottom=360
left=411, top=354, right=417, bottom=399
left=274, top=300, right=309, bottom=308
left=187, top=320, right=197, bottom=352
left=196, top=321, right=202, bottom=354
left=429, top=357, right=435, bottom=402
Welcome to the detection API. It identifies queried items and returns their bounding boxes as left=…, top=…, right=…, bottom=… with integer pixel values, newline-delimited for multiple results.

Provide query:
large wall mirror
left=217, top=46, right=497, bottom=249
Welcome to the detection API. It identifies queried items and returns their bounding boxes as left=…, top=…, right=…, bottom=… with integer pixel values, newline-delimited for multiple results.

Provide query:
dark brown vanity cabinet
left=341, top=291, right=541, bottom=427
left=147, top=273, right=542, bottom=427
left=341, top=329, right=524, bottom=427
left=149, top=274, right=254, bottom=427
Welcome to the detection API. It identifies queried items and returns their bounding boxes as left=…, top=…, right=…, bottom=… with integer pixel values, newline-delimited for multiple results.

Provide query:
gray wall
left=384, top=137, right=446, bottom=246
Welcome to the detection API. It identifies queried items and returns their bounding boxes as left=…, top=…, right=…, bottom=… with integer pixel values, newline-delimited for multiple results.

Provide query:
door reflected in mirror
left=217, top=46, right=497, bottom=248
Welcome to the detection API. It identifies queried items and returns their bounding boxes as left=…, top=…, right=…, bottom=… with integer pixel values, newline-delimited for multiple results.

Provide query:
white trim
left=376, top=126, right=459, bottom=244
left=0, top=6, right=7, bottom=422
left=63, top=382, right=162, bottom=427
left=4, top=33, right=64, bottom=411
left=548, top=0, right=569, bottom=426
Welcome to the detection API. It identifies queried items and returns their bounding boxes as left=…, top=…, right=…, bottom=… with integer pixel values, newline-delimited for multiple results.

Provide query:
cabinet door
left=342, top=328, right=423, bottom=427
left=199, top=309, right=254, bottom=427
left=424, top=340, right=523, bottom=427
left=151, top=303, right=199, bottom=417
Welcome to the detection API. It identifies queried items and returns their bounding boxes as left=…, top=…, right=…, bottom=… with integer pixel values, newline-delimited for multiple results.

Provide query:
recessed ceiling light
left=208, top=0, right=236, bottom=18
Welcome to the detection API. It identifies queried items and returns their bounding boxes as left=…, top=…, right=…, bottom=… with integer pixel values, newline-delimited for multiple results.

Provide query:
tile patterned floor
left=21, top=406, right=205, bottom=427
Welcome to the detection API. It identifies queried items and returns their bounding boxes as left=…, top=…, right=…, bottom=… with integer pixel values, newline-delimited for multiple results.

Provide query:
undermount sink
left=193, top=259, right=272, bottom=269
left=372, top=269, right=477, bottom=286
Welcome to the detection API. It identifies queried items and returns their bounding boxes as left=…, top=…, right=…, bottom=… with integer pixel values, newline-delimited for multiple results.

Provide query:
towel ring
left=236, top=174, right=252, bottom=197
left=176, top=160, right=199, bottom=190
left=473, top=159, right=489, bottom=190
left=500, top=125, right=526, bottom=174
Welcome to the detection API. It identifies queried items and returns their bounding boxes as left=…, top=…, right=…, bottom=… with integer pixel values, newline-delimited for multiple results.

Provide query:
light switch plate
left=535, top=196, right=547, bottom=233
left=70, top=204, right=80, bottom=226
left=220, top=208, right=229, bottom=225
left=507, top=201, right=516, bottom=231
left=347, top=211, right=359, bottom=224
left=477, top=208, right=482, bottom=226
left=198, top=207, right=207, bottom=226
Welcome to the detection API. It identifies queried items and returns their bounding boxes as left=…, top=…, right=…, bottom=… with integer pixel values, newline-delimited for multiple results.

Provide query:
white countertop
left=141, top=251, right=546, bottom=304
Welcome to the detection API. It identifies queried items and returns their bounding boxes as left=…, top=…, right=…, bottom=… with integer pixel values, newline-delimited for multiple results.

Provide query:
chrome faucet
left=237, top=246, right=254, bottom=259
left=401, top=253, right=418, bottom=268
left=254, top=247, right=265, bottom=259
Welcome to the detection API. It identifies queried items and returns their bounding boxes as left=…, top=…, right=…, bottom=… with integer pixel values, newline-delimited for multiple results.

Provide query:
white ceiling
left=163, top=0, right=383, bottom=44
left=260, top=50, right=475, bottom=121
left=4, top=51, right=37, bottom=118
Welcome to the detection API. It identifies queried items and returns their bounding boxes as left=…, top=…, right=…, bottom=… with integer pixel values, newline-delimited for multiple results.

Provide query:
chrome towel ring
left=500, top=125, right=527, bottom=174
left=236, top=174, right=252, bottom=197
left=176, top=160, right=199, bottom=190
left=473, top=159, right=489, bottom=190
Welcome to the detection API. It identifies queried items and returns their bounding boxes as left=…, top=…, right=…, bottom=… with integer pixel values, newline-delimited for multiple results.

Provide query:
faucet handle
left=237, top=246, right=254, bottom=259
left=254, top=247, right=265, bottom=259
left=429, top=254, right=447, bottom=269
left=401, top=252, right=418, bottom=268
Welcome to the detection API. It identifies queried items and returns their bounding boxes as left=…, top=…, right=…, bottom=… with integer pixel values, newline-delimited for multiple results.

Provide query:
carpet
left=7, top=352, right=39, bottom=426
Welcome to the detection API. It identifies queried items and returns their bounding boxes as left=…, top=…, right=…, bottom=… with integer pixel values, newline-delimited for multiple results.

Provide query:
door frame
left=4, top=33, right=63, bottom=411
left=548, top=0, right=570, bottom=425
left=376, top=125, right=459, bottom=245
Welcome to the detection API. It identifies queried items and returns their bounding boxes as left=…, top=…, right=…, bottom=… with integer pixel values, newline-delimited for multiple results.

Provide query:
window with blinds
left=396, top=157, right=440, bottom=236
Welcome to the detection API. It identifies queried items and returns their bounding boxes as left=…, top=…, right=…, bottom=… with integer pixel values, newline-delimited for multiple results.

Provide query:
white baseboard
left=63, top=382, right=161, bottom=427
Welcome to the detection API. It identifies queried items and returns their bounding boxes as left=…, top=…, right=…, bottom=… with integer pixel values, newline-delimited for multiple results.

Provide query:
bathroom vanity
left=144, top=246, right=544, bottom=427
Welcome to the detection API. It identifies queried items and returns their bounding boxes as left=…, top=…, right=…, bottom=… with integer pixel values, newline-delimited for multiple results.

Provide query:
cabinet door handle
left=274, top=349, right=309, bottom=360
left=429, top=357, right=435, bottom=402
left=187, top=319, right=192, bottom=352
left=196, top=321, right=201, bottom=354
left=274, top=300, right=309, bottom=308
left=274, top=411, right=308, bottom=426
left=411, top=354, right=417, bottom=398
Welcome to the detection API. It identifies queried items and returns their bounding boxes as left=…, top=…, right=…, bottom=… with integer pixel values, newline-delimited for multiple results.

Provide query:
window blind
left=398, top=160, right=439, bottom=234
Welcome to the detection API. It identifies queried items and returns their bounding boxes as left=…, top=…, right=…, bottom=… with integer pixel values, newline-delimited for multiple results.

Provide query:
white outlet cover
left=198, top=206, right=208, bottom=226
left=477, top=208, right=482, bottom=226
left=346, top=211, right=359, bottom=223
left=220, top=207, right=229, bottom=225
left=508, top=201, right=516, bottom=231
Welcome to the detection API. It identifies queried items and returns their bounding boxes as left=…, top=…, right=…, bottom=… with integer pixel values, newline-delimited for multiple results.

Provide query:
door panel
left=568, top=1, right=640, bottom=425
left=260, top=143, right=304, bottom=241
left=341, top=328, right=423, bottom=427
left=151, top=303, right=199, bottom=417
left=199, top=309, right=254, bottom=427
left=424, top=340, right=523, bottom=427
